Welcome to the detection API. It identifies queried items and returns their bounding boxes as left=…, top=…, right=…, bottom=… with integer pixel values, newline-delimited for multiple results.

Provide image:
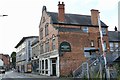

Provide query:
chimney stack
left=58, top=1, right=65, bottom=22
left=91, top=9, right=99, bottom=25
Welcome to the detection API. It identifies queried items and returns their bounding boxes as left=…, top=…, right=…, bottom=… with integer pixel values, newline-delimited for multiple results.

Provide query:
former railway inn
left=38, top=2, right=109, bottom=77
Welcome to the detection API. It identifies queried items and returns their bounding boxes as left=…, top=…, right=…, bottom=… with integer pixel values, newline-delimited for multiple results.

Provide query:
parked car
left=0, top=59, right=5, bottom=74
left=0, top=66, right=5, bottom=74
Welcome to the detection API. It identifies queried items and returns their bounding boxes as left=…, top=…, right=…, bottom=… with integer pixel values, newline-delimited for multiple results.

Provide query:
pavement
left=17, top=71, right=57, bottom=78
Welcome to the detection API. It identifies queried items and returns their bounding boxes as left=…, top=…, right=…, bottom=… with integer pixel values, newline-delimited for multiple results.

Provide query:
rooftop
left=15, top=36, right=38, bottom=48
left=47, top=12, right=108, bottom=27
left=108, top=31, right=120, bottom=42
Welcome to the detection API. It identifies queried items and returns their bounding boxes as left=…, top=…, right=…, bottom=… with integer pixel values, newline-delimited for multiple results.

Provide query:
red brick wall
left=59, top=31, right=88, bottom=76
left=57, top=25, right=109, bottom=76
left=0, top=54, right=10, bottom=69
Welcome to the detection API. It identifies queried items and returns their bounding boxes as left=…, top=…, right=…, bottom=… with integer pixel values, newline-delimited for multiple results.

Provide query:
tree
left=11, top=51, right=16, bottom=68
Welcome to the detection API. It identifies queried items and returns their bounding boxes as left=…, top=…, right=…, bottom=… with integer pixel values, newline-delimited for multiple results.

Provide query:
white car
left=0, top=67, right=5, bottom=74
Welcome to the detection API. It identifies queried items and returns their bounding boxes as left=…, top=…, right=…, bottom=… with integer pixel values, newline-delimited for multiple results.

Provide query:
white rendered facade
left=15, top=36, right=38, bottom=72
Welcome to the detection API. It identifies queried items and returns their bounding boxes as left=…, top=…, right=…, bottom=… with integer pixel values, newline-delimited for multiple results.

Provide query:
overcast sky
left=0, top=0, right=119, bottom=56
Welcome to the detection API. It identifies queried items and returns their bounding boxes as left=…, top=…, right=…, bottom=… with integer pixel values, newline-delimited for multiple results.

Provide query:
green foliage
left=115, top=63, right=120, bottom=74
left=11, top=51, right=16, bottom=58
left=11, top=51, right=16, bottom=68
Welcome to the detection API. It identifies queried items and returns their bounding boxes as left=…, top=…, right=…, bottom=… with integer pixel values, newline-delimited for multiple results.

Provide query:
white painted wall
left=0, top=59, right=3, bottom=66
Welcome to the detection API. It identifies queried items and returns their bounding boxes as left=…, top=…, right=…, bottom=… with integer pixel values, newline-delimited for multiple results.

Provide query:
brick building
left=38, top=2, right=109, bottom=77
left=0, top=54, right=10, bottom=70
left=107, top=30, right=120, bottom=62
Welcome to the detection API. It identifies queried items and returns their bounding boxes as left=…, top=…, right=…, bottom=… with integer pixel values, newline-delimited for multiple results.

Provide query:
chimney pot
left=58, top=1, right=60, bottom=4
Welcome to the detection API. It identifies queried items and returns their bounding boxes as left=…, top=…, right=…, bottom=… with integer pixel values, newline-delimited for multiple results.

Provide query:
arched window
left=45, top=38, right=49, bottom=52
left=52, top=34, right=56, bottom=50
left=40, top=41, right=44, bottom=54
left=59, top=41, right=71, bottom=52
left=40, top=28, right=43, bottom=40
left=45, top=23, right=49, bottom=36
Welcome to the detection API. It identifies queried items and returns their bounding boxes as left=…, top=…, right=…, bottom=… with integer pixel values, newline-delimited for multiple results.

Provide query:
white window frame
left=83, top=27, right=88, bottom=33
left=110, top=42, right=114, bottom=51
left=102, top=28, right=106, bottom=35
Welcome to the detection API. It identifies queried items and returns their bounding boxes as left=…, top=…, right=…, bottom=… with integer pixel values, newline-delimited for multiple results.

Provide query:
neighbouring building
left=38, top=2, right=109, bottom=77
left=15, top=36, right=38, bottom=73
left=0, top=54, right=10, bottom=70
left=108, top=30, right=120, bottom=62
left=31, top=37, right=39, bottom=73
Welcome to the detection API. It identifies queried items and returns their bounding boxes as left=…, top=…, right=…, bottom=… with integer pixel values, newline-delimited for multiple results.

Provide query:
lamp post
left=0, top=15, right=8, bottom=17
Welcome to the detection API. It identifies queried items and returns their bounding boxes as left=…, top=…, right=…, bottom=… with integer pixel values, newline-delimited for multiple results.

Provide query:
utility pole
left=98, top=12, right=108, bottom=79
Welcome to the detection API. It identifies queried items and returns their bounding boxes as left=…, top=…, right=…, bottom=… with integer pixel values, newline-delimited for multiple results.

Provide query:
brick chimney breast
left=58, top=1, right=65, bottom=22
left=91, top=9, right=99, bottom=25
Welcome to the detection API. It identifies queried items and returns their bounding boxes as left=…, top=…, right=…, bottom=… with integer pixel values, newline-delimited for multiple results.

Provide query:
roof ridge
left=47, top=11, right=91, bottom=17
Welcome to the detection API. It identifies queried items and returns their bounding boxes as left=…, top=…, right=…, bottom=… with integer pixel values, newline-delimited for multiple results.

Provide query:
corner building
left=39, top=2, right=109, bottom=77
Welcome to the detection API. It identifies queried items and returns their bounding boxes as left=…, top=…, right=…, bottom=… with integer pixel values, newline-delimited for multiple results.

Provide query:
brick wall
left=57, top=25, right=109, bottom=76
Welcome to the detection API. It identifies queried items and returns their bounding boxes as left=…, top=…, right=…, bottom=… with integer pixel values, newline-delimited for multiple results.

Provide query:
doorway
left=51, top=58, right=57, bottom=76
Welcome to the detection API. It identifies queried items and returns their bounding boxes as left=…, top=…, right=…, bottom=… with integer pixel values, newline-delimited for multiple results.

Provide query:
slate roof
left=55, top=27, right=83, bottom=32
left=15, top=36, right=38, bottom=48
left=47, top=12, right=108, bottom=27
left=108, top=31, right=120, bottom=42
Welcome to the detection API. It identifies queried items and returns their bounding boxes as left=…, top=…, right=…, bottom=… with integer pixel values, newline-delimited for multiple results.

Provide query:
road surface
left=0, top=70, right=54, bottom=80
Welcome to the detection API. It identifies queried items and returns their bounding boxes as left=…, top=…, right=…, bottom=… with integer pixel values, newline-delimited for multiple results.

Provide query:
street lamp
left=0, top=15, right=8, bottom=17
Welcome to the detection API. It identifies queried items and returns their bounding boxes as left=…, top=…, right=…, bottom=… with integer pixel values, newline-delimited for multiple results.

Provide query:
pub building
left=38, top=2, right=109, bottom=77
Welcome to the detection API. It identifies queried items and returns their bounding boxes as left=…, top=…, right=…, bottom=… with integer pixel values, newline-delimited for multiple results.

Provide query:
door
left=51, top=58, right=57, bottom=76
left=52, top=64, right=56, bottom=76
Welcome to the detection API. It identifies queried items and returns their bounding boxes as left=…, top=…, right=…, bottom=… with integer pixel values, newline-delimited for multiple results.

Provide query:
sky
left=0, top=0, right=119, bottom=56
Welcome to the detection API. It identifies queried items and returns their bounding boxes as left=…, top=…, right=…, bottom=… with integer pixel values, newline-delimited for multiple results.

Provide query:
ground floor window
left=39, top=57, right=58, bottom=76
left=42, top=60, right=44, bottom=74
left=32, top=59, right=39, bottom=73
left=45, top=59, right=48, bottom=74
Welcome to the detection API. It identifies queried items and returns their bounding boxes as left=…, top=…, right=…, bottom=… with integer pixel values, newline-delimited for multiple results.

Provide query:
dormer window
left=83, top=27, right=88, bottom=33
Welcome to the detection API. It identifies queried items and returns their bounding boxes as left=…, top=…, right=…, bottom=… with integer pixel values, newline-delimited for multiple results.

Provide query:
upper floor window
left=115, top=43, right=119, bottom=51
left=40, top=43, right=44, bottom=54
left=102, top=28, right=106, bottom=35
left=40, top=28, right=43, bottom=40
left=45, top=23, right=49, bottom=36
left=45, top=39, right=49, bottom=52
left=83, top=27, right=88, bottom=33
left=103, top=41, right=107, bottom=51
left=110, top=42, right=114, bottom=51
left=52, top=35, right=56, bottom=50
left=90, top=40, right=94, bottom=47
